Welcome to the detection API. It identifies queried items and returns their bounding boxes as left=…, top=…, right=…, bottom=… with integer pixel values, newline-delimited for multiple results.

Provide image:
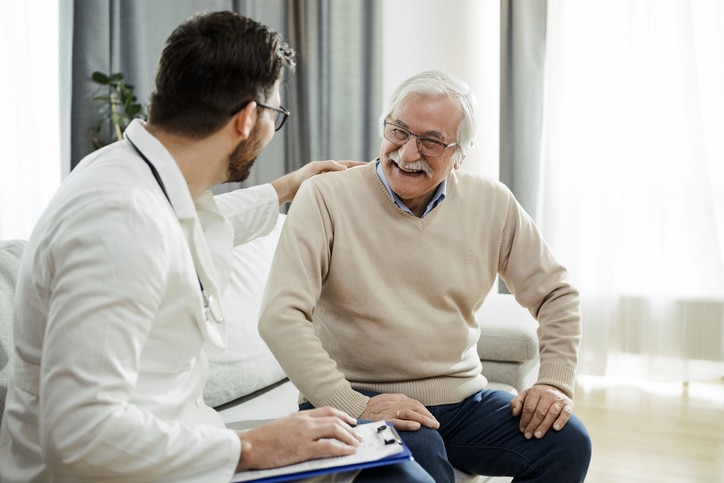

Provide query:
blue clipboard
left=230, top=422, right=412, bottom=483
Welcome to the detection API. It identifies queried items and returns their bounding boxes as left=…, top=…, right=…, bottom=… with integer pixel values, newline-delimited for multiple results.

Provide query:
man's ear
left=454, top=154, right=465, bottom=169
left=233, top=101, right=257, bottom=140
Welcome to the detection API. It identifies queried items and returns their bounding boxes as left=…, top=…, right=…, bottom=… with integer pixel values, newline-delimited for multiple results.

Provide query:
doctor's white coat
left=0, top=120, right=279, bottom=482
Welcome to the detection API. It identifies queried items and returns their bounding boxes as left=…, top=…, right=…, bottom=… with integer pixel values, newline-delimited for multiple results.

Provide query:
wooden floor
left=573, top=375, right=724, bottom=483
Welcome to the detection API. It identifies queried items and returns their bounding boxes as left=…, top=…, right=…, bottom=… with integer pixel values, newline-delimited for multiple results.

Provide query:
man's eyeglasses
left=383, top=121, right=457, bottom=158
left=230, top=100, right=290, bottom=131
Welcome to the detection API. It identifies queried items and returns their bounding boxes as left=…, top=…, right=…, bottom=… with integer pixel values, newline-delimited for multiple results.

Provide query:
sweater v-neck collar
left=367, top=160, right=447, bottom=229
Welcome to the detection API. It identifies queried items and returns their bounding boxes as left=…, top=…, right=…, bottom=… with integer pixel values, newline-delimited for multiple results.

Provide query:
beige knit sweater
left=259, top=161, right=581, bottom=418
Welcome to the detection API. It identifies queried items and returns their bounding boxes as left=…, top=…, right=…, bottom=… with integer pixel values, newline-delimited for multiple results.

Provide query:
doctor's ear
left=232, top=101, right=257, bottom=139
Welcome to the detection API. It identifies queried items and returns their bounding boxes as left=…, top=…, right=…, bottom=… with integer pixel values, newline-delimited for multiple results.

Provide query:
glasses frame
left=230, top=100, right=290, bottom=131
left=383, top=120, right=458, bottom=158
left=257, top=101, right=290, bottom=131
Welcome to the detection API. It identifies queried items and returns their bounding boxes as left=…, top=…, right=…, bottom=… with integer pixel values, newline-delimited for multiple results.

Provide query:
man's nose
left=398, top=135, right=421, bottom=161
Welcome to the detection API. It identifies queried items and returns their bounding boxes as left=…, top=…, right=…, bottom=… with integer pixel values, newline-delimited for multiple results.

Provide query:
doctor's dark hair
left=148, top=11, right=295, bottom=138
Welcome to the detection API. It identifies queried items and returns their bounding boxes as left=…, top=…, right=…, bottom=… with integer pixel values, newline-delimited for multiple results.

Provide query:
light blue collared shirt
left=375, top=158, right=446, bottom=218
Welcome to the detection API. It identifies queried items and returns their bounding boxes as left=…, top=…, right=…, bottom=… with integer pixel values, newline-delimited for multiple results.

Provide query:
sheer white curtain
left=540, top=0, right=724, bottom=380
left=0, top=0, right=62, bottom=241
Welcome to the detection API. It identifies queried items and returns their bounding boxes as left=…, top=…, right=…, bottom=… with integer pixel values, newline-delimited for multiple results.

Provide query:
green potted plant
left=89, top=71, right=148, bottom=149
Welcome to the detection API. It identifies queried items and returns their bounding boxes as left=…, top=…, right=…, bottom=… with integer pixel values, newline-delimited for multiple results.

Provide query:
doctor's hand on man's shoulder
left=272, top=160, right=366, bottom=205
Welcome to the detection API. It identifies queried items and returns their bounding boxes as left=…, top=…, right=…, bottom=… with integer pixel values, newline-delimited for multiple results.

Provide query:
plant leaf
left=91, top=71, right=110, bottom=84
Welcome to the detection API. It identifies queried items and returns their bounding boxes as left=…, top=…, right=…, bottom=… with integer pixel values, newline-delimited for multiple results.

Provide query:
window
left=1, top=0, right=61, bottom=240
left=540, top=0, right=724, bottom=379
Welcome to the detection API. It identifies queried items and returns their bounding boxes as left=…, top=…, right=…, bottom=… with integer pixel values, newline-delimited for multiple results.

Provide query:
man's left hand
left=510, top=384, right=573, bottom=439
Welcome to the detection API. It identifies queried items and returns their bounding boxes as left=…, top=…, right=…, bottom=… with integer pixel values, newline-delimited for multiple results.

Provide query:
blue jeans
left=302, top=388, right=591, bottom=483
left=351, top=459, right=434, bottom=483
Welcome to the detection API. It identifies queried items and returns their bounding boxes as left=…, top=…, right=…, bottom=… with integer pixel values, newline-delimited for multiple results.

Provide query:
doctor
left=0, top=11, right=432, bottom=483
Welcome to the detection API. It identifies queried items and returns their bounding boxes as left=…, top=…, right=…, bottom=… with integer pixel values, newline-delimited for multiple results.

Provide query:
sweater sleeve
left=258, top=180, right=370, bottom=417
left=497, top=190, right=582, bottom=397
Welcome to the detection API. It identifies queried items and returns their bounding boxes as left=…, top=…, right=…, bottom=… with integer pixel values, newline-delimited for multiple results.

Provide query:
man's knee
left=560, top=415, right=591, bottom=457
left=567, top=415, right=592, bottom=469
left=546, top=414, right=592, bottom=480
left=399, top=426, right=455, bottom=483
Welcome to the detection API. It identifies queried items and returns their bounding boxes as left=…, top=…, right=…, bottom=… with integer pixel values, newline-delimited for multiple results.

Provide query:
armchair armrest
left=475, top=293, right=540, bottom=392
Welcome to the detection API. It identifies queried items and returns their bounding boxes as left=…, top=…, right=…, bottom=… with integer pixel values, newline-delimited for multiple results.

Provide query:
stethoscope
left=126, top=136, right=224, bottom=324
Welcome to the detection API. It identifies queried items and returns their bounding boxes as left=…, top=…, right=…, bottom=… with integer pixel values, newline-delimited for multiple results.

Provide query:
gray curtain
left=63, top=0, right=382, bottom=192
left=499, top=0, right=547, bottom=293
left=499, top=0, right=547, bottom=220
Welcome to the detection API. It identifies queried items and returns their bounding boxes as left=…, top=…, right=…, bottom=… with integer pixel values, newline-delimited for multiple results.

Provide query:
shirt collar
left=375, top=158, right=446, bottom=217
left=124, top=119, right=200, bottom=221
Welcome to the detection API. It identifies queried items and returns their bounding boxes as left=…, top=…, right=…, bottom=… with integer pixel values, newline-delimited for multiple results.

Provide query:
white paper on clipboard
left=230, top=421, right=410, bottom=483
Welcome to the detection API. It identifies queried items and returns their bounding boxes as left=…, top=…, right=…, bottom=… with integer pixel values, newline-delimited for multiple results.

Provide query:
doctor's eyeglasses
left=230, top=100, right=290, bottom=131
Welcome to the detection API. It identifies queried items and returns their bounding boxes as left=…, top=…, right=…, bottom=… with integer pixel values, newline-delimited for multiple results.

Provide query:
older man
left=260, top=70, right=592, bottom=482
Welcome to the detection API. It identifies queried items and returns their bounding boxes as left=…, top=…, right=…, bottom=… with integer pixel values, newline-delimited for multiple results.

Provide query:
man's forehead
left=391, top=94, right=461, bottom=137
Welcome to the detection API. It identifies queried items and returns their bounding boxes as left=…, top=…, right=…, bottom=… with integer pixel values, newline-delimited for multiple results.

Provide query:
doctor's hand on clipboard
left=234, top=407, right=362, bottom=473
left=231, top=421, right=410, bottom=483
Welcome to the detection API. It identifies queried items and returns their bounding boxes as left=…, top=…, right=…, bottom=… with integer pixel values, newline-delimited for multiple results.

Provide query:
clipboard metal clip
left=376, top=423, right=402, bottom=445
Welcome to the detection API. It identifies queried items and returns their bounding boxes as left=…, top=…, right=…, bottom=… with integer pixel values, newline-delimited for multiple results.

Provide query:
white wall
left=380, top=0, right=500, bottom=179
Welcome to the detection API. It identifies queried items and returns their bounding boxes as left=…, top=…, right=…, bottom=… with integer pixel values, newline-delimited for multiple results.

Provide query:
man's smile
left=388, top=152, right=432, bottom=178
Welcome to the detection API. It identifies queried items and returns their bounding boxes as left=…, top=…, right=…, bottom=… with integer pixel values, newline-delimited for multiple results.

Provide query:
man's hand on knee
left=510, top=384, right=573, bottom=440
left=361, top=394, right=440, bottom=431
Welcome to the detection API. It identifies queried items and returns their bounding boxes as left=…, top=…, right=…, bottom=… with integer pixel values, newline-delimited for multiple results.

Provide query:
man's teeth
left=399, top=165, right=419, bottom=173
left=395, top=161, right=422, bottom=173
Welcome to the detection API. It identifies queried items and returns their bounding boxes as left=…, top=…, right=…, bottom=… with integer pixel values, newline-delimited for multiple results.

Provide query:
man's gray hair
left=379, top=70, right=478, bottom=162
